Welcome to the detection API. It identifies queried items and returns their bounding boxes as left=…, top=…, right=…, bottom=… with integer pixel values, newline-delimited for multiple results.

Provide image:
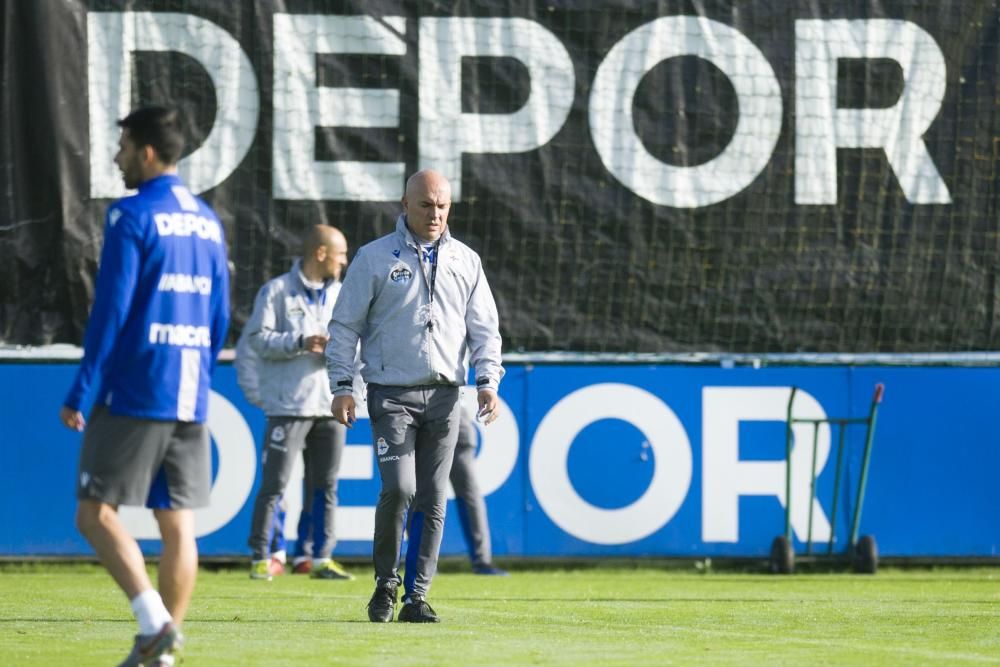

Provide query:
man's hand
left=304, top=334, right=329, bottom=354
left=476, top=389, right=499, bottom=426
left=60, top=406, right=85, bottom=432
left=332, top=395, right=356, bottom=427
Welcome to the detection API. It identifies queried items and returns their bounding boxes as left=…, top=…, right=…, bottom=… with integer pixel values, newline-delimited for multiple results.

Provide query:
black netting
left=2, top=0, right=998, bottom=352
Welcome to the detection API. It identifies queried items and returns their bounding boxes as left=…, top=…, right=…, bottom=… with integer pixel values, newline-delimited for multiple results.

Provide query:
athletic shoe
left=249, top=559, right=273, bottom=581
left=472, top=562, right=509, bottom=576
left=269, top=556, right=286, bottom=576
left=397, top=596, right=440, bottom=623
left=117, top=621, right=183, bottom=666
left=292, top=559, right=312, bottom=575
left=310, top=559, right=354, bottom=580
left=367, top=579, right=399, bottom=623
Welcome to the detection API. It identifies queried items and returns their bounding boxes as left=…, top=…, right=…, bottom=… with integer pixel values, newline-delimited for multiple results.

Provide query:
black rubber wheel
left=769, top=536, right=795, bottom=574
left=853, top=535, right=878, bottom=574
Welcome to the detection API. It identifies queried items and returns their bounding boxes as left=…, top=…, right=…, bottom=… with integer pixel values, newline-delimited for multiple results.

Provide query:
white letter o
left=529, top=383, right=692, bottom=545
left=589, top=16, right=782, bottom=207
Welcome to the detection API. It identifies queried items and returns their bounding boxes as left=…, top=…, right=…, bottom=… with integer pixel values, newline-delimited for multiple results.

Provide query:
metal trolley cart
left=769, top=383, right=885, bottom=574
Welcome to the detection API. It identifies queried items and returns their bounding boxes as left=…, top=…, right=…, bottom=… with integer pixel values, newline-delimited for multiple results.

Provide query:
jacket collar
left=396, top=213, right=451, bottom=249
left=292, top=258, right=332, bottom=291
left=137, top=173, right=183, bottom=193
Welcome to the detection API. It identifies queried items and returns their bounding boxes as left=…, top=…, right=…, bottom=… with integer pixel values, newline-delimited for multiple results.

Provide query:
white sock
left=130, top=589, right=173, bottom=636
left=272, top=550, right=287, bottom=564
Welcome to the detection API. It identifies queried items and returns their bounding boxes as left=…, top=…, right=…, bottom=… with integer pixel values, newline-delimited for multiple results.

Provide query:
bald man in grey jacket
left=326, top=170, right=504, bottom=623
left=245, top=225, right=355, bottom=582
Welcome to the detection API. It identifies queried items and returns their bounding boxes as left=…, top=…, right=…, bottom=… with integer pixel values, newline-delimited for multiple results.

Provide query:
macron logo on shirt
left=149, top=323, right=212, bottom=348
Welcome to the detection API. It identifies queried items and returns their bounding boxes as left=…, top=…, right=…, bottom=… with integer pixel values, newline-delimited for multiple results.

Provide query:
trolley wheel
left=769, top=536, right=795, bottom=574
left=853, top=535, right=878, bottom=574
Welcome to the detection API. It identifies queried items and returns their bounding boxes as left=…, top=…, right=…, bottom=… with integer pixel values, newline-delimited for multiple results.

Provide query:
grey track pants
left=368, top=384, right=460, bottom=599
left=449, top=413, right=493, bottom=566
left=248, top=417, right=345, bottom=561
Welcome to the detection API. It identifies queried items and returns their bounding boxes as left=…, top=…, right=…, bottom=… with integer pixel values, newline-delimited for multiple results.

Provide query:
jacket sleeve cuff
left=332, top=378, right=355, bottom=396
left=475, top=377, right=499, bottom=393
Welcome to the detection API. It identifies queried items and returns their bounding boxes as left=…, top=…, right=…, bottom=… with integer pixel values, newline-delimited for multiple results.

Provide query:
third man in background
left=449, top=407, right=508, bottom=576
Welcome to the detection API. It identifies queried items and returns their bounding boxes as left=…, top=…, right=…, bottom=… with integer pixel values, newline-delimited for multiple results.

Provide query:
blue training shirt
left=64, top=174, right=230, bottom=423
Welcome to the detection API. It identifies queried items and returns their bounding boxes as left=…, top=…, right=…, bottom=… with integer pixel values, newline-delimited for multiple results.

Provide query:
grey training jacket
left=326, top=215, right=503, bottom=395
left=234, top=328, right=264, bottom=409
left=244, top=259, right=341, bottom=417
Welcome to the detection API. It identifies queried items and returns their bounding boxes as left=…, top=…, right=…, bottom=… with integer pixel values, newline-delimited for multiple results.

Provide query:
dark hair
left=117, top=106, right=185, bottom=165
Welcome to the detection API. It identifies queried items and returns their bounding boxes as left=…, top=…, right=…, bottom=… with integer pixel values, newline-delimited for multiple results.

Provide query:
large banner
left=1, top=1, right=998, bottom=352
left=1, top=361, right=997, bottom=558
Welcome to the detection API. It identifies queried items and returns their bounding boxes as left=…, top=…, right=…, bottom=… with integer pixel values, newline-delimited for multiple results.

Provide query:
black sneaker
left=367, top=579, right=398, bottom=623
left=397, top=596, right=440, bottom=623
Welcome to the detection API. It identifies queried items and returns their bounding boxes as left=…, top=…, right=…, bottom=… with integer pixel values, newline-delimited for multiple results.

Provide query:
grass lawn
left=0, top=561, right=997, bottom=666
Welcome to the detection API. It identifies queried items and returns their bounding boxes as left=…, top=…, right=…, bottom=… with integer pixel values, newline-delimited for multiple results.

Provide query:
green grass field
left=0, top=562, right=997, bottom=666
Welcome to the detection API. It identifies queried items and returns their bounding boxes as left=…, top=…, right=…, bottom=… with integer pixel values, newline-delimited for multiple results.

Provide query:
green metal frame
left=783, top=384, right=884, bottom=555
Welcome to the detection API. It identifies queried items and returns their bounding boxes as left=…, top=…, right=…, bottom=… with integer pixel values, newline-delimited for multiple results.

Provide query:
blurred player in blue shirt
left=59, top=106, right=230, bottom=667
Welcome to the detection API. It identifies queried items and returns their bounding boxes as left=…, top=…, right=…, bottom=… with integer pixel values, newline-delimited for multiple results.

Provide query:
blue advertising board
left=0, top=362, right=997, bottom=558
